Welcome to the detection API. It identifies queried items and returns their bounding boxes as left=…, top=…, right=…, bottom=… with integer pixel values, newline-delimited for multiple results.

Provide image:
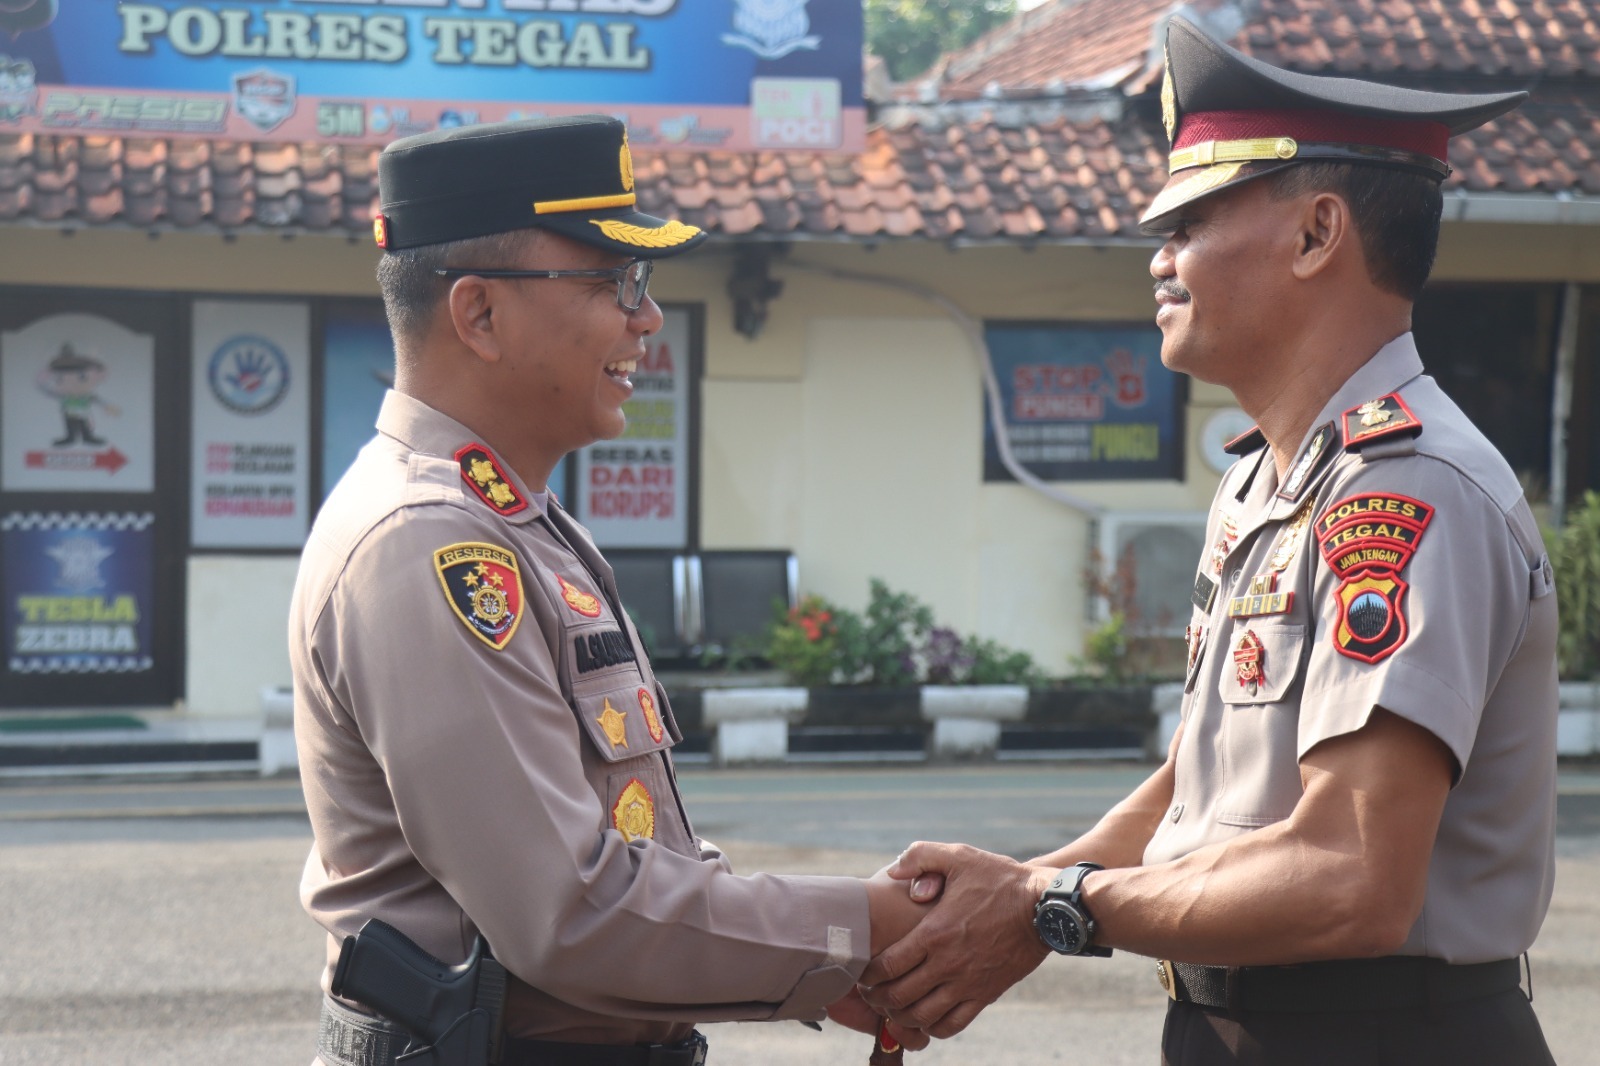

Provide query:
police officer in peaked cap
left=291, top=115, right=933, bottom=1066
left=856, top=20, right=1559, bottom=1065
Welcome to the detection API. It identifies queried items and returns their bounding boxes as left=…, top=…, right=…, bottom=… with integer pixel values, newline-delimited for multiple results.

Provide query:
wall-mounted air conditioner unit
left=1091, top=511, right=1209, bottom=637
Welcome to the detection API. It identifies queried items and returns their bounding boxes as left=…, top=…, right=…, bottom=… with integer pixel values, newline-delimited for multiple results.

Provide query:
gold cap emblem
left=620, top=132, right=635, bottom=193
left=1160, top=44, right=1177, bottom=144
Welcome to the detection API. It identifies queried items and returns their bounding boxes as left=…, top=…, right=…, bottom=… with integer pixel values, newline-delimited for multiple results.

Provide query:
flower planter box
left=921, top=684, right=1028, bottom=759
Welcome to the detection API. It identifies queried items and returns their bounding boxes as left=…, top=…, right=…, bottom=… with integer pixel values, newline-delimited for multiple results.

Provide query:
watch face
left=1036, top=902, right=1086, bottom=954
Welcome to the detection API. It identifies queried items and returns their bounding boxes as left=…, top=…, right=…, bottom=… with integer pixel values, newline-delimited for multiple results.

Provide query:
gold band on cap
left=533, top=192, right=637, bottom=215
left=1169, top=137, right=1299, bottom=172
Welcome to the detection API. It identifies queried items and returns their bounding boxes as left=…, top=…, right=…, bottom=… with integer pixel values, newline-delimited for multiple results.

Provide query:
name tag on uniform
left=1192, top=572, right=1217, bottom=613
left=1228, top=591, right=1293, bottom=618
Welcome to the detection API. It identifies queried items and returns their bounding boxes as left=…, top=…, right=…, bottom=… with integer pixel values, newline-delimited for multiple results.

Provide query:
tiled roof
left=2, top=0, right=1596, bottom=245
left=923, top=0, right=1600, bottom=95
left=0, top=120, right=1172, bottom=242
left=931, top=0, right=1173, bottom=98
left=1244, top=0, right=1600, bottom=79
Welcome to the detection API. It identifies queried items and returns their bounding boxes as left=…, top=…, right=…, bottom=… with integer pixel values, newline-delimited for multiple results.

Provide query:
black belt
left=319, top=996, right=708, bottom=1066
left=1153, top=956, right=1523, bottom=1014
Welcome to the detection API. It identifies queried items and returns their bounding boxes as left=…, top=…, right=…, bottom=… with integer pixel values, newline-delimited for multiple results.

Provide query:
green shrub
left=1546, top=491, right=1600, bottom=678
left=763, top=578, right=1048, bottom=687
left=764, top=595, right=849, bottom=687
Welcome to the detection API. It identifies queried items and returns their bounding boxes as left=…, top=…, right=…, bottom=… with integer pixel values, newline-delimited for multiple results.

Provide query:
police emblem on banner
left=434, top=542, right=523, bottom=650
left=612, top=778, right=655, bottom=842
left=232, top=68, right=296, bottom=133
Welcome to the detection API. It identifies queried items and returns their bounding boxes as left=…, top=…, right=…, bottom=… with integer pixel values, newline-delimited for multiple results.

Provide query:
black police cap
left=1141, top=17, right=1528, bottom=234
left=374, top=115, right=706, bottom=258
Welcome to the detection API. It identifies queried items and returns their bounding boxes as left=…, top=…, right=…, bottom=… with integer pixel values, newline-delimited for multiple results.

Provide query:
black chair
left=606, top=551, right=688, bottom=660
left=693, top=550, right=797, bottom=654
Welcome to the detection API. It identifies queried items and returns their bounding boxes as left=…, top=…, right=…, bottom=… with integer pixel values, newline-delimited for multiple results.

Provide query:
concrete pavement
left=0, top=764, right=1596, bottom=1064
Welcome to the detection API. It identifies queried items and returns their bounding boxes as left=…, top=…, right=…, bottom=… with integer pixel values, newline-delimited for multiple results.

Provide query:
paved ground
left=0, top=764, right=1596, bottom=1064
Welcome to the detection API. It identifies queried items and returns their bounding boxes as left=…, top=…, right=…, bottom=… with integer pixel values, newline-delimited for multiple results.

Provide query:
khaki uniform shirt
left=1146, top=334, right=1558, bottom=964
left=292, top=392, right=867, bottom=1045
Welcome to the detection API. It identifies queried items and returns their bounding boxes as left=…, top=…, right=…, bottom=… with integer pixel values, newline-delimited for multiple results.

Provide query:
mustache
left=1154, top=280, right=1191, bottom=301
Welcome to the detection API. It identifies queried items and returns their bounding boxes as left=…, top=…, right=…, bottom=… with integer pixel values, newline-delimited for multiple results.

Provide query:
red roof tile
left=2, top=0, right=1596, bottom=243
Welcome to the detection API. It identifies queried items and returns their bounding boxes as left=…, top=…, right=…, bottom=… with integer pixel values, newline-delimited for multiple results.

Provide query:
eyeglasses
left=434, top=259, right=653, bottom=312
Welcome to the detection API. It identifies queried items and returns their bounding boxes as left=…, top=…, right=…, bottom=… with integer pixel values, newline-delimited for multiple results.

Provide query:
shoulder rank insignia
left=1314, top=492, right=1434, bottom=663
left=596, top=697, right=629, bottom=750
left=1341, top=394, right=1421, bottom=450
left=434, top=542, right=524, bottom=650
left=556, top=574, right=603, bottom=618
left=638, top=686, right=664, bottom=744
left=1223, top=425, right=1266, bottom=456
left=455, top=443, right=528, bottom=516
left=612, top=778, right=655, bottom=842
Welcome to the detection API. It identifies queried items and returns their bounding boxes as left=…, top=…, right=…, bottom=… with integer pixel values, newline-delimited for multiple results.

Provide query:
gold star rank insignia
left=596, top=697, right=629, bottom=750
left=612, top=778, right=655, bottom=842
left=454, top=442, right=527, bottom=516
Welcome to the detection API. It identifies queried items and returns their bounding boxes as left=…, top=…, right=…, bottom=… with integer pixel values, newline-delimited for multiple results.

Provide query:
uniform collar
left=1312, top=331, right=1425, bottom=428
left=375, top=390, right=544, bottom=523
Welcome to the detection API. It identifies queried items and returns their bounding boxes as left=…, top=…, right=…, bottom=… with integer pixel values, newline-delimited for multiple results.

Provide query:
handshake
left=827, top=842, right=1074, bottom=1054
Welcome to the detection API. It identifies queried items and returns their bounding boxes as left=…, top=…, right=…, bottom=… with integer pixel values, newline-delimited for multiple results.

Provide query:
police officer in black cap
left=858, top=19, right=1558, bottom=1065
left=291, top=116, right=933, bottom=1066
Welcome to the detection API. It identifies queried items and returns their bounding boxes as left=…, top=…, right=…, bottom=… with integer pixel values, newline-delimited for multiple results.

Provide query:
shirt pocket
left=1215, top=622, right=1307, bottom=707
left=572, top=673, right=674, bottom=764
left=1213, top=621, right=1308, bottom=829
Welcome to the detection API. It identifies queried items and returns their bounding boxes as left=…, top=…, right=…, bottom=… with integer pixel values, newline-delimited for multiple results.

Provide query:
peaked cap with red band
left=1139, top=17, right=1527, bottom=234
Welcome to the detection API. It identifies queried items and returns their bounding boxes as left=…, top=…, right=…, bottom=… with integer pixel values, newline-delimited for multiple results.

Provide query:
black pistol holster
left=326, top=919, right=508, bottom=1066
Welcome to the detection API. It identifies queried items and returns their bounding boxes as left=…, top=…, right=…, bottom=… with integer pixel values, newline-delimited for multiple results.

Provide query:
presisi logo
left=575, top=628, right=636, bottom=675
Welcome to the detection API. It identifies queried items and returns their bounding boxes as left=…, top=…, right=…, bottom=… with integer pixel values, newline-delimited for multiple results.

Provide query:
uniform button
left=1170, top=803, right=1184, bottom=823
left=1229, top=568, right=1243, bottom=586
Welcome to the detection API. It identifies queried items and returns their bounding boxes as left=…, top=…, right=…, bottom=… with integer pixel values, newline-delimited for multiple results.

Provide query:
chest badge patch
left=1232, top=630, right=1265, bottom=694
left=1268, top=503, right=1314, bottom=571
left=434, top=543, right=524, bottom=650
left=1210, top=513, right=1239, bottom=575
left=455, top=443, right=528, bottom=516
left=638, top=686, right=664, bottom=744
left=596, top=697, right=629, bottom=750
left=612, top=778, right=655, bottom=842
left=1316, top=492, right=1434, bottom=663
left=557, top=574, right=603, bottom=618
left=1277, top=423, right=1334, bottom=502
left=1229, top=572, right=1294, bottom=618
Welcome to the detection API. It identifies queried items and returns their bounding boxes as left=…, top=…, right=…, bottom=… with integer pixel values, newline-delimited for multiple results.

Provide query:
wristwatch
left=1033, top=862, right=1111, bottom=957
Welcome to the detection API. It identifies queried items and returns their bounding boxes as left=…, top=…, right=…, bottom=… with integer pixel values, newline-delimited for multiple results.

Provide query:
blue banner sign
left=3, top=511, right=157, bottom=676
left=983, top=323, right=1186, bottom=482
left=0, top=1, right=862, bottom=150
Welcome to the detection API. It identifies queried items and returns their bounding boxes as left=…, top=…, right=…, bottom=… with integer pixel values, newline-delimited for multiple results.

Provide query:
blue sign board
left=983, top=323, right=1185, bottom=482
left=0, top=1, right=862, bottom=150
left=2, top=511, right=157, bottom=676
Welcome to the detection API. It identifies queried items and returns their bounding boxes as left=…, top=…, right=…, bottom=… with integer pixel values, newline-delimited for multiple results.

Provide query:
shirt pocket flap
left=1217, top=622, right=1307, bottom=706
left=574, top=677, right=674, bottom=763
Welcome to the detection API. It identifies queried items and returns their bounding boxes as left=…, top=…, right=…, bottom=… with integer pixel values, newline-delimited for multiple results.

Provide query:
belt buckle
left=1156, top=959, right=1178, bottom=1000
